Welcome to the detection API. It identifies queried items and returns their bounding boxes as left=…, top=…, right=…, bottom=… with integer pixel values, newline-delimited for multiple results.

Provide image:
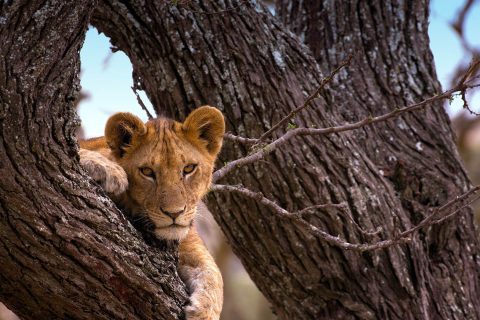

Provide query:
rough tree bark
left=0, top=2, right=187, bottom=319
left=91, top=1, right=480, bottom=319
left=274, top=0, right=480, bottom=317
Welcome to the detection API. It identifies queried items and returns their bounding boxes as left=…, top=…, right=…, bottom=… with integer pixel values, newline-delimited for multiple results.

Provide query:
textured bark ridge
left=92, top=1, right=480, bottom=319
left=0, top=2, right=187, bottom=319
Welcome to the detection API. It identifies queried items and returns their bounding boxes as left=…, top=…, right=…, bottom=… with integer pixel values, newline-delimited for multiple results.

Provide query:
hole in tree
left=78, top=26, right=154, bottom=139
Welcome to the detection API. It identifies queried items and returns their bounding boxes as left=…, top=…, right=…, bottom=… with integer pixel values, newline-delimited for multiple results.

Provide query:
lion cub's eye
left=183, top=164, right=197, bottom=175
left=140, top=167, right=155, bottom=179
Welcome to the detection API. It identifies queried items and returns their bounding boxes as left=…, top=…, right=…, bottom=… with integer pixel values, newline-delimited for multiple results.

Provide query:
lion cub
left=79, top=106, right=224, bottom=320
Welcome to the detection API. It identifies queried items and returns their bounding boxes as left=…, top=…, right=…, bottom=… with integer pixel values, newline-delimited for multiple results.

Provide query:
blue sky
left=79, top=1, right=480, bottom=138
left=79, top=32, right=154, bottom=137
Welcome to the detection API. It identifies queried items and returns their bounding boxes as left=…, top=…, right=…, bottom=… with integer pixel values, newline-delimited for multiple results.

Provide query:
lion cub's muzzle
left=153, top=205, right=194, bottom=240
left=161, top=206, right=186, bottom=221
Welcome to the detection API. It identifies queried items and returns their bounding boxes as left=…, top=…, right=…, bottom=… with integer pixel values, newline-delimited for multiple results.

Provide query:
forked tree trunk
left=1, top=0, right=479, bottom=319
left=92, top=1, right=480, bottom=319
left=0, top=2, right=187, bottom=319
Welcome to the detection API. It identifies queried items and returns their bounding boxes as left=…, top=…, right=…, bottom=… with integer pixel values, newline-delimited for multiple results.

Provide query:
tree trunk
left=274, top=0, right=480, bottom=317
left=92, top=1, right=480, bottom=319
left=3, top=1, right=478, bottom=319
left=0, top=2, right=187, bottom=319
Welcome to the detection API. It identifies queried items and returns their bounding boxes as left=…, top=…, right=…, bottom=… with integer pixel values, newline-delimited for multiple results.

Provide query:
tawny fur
left=79, top=106, right=224, bottom=320
left=78, top=149, right=128, bottom=195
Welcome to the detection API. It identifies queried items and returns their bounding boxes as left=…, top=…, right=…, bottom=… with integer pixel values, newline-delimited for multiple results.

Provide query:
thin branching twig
left=255, top=54, right=354, bottom=145
left=211, top=59, right=480, bottom=253
left=214, top=60, right=480, bottom=182
left=131, top=86, right=154, bottom=120
left=211, top=184, right=480, bottom=251
left=223, top=132, right=259, bottom=145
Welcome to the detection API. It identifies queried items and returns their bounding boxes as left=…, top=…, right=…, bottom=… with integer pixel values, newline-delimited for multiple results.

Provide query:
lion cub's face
left=105, top=107, right=225, bottom=240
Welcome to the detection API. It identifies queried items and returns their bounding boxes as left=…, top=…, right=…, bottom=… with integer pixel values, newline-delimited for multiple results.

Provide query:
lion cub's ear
left=105, top=112, right=147, bottom=158
left=183, top=106, right=225, bottom=157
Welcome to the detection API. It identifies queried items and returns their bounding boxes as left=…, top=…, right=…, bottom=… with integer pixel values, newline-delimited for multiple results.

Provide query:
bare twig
left=451, top=0, right=475, bottom=37
left=211, top=184, right=480, bottom=251
left=223, top=132, right=259, bottom=145
left=255, top=54, right=354, bottom=145
left=131, top=86, right=154, bottom=120
left=340, top=206, right=383, bottom=236
left=458, top=59, right=480, bottom=115
left=214, top=62, right=480, bottom=182
left=395, top=186, right=480, bottom=238
left=461, top=89, right=480, bottom=116
left=433, top=193, right=480, bottom=225
left=449, top=1, right=480, bottom=91
left=458, top=59, right=479, bottom=85
left=212, top=59, right=480, bottom=253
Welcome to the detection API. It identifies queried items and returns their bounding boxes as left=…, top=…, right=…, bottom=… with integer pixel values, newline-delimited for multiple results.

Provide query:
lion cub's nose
left=161, top=207, right=185, bottom=220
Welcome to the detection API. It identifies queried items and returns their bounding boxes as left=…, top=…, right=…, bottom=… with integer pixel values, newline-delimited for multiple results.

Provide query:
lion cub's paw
left=185, top=296, right=220, bottom=320
left=181, top=267, right=223, bottom=320
left=79, top=149, right=128, bottom=195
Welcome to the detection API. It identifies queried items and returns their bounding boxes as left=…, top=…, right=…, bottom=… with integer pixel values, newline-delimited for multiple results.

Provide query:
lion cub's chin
left=154, top=225, right=190, bottom=241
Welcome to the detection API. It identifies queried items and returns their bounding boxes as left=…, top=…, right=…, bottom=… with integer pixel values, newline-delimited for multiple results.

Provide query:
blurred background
left=1, top=1, right=480, bottom=319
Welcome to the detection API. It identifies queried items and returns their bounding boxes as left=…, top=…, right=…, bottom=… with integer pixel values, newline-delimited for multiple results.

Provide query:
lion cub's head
left=105, top=106, right=225, bottom=240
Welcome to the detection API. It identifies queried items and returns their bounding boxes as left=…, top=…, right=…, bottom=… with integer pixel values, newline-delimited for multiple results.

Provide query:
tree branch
left=223, top=132, right=259, bottom=145
left=131, top=85, right=154, bottom=120
left=210, top=60, right=480, bottom=252
left=214, top=60, right=480, bottom=182
left=211, top=184, right=480, bottom=252
left=254, top=54, right=353, bottom=145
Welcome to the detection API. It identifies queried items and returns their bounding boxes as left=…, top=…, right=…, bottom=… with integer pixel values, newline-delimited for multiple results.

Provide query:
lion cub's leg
left=79, top=149, right=128, bottom=195
left=179, top=228, right=223, bottom=320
